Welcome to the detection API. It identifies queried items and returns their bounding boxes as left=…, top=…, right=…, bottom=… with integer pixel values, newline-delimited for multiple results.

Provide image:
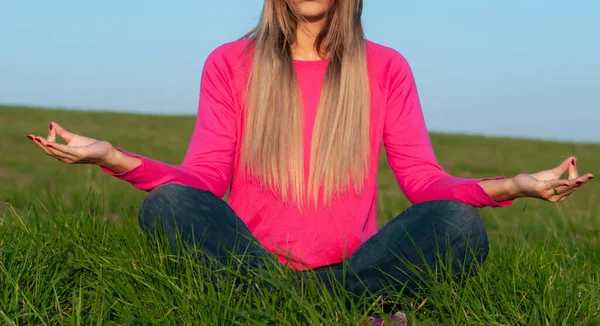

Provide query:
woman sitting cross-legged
left=28, top=0, right=593, bottom=307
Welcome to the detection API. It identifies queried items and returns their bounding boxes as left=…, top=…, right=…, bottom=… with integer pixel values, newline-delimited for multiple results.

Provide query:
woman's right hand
left=27, top=122, right=118, bottom=168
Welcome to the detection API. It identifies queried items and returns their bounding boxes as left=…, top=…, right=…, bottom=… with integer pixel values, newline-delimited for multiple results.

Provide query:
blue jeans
left=138, top=184, right=489, bottom=297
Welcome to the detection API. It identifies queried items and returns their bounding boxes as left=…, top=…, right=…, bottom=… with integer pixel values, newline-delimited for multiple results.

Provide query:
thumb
left=51, top=122, right=76, bottom=143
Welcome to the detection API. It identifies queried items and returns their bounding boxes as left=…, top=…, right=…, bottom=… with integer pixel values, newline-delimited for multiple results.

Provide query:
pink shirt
left=104, top=40, right=512, bottom=270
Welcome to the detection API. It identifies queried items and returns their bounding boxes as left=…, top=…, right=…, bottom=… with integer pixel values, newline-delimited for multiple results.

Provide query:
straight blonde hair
left=242, top=0, right=370, bottom=207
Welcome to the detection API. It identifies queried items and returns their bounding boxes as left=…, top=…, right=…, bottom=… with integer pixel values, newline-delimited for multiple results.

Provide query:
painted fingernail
left=46, top=144, right=53, bottom=148
left=576, top=181, right=583, bottom=185
left=35, top=138, right=42, bottom=143
left=589, top=176, right=594, bottom=180
left=27, top=135, right=34, bottom=140
left=49, top=122, right=53, bottom=131
left=571, top=159, right=575, bottom=166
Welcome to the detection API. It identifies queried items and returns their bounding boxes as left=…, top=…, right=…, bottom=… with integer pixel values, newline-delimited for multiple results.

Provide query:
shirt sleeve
left=101, top=48, right=237, bottom=198
left=383, top=52, right=512, bottom=208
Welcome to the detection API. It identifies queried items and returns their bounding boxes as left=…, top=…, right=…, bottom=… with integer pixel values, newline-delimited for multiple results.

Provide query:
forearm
left=99, top=148, right=142, bottom=174
left=98, top=148, right=232, bottom=197
left=478, top=177, right=521, bottom=202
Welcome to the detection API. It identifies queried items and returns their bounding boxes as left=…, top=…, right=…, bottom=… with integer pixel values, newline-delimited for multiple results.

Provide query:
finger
left=551, top=175, right=590, bottom=194
left=35, top=137, right=76, bottom=161
left=52, top=122, right=76, bottom=143
left=46, top=142, right=82, bottom=160
left=47, top=121, right=57, bottom=143
left=550, top=175, right=594, bottom=201
left=46, top=144, right=78, bottom=162
left=550, top=185, right=580, bottom=202
left=546, top=188, right=568, bottom=201
left=542, top=179, right=570, bottom=201
left=30, top=135, right=53, bottom=156
left=568, top=157, right=579, bottom=180
left=544, top=179, right=570, bottom=191
left=550, top=157, right=572, bottom=179
left=566, top=174, right=595, bottom=188
left=558, top=186, right=578, bottom=198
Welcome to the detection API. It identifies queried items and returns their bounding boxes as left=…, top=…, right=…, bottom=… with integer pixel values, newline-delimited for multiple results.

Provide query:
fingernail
left=49, top=122, right=53, bottom=131
left=47, top=144, right=53, bottom=148
left=27, top=135, right=34, bottom=140
left=35, top=138, right=42, bottom=143
left=576, top=181, right=583, bottom=185
left=571, top=159, right=575, bottom=166
left=589, top=176, right=594, bottom=180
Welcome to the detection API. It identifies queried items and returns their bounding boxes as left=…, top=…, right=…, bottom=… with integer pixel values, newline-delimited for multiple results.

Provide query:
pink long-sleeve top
left=104, top=39, right=512, bottom=270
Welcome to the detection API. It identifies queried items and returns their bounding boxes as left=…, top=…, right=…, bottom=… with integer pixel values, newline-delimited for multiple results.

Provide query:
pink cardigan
left=104, top=39, right=512, bottom=269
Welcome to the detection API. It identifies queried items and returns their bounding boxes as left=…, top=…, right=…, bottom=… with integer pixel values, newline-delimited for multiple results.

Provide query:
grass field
left=1, top=105, right=599, bottom=325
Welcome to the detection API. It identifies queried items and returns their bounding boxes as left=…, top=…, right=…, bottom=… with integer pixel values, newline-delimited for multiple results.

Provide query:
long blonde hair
left=241, top=0, right=370, bottom=207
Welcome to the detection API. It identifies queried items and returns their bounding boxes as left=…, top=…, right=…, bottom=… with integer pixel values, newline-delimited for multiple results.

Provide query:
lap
left=140, top=187, right=487, bottom=296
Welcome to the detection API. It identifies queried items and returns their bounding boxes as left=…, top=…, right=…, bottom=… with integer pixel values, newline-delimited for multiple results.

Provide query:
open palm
left=27, top=122, right=115, bottom=165
left=513, top=157, right=593, bottom=202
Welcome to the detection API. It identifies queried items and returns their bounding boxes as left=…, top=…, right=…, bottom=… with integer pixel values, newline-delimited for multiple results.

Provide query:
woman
left=28, top=0, right=592, bottom=299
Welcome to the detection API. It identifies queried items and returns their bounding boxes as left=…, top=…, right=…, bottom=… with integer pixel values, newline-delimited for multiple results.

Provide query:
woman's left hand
left=511, top=157, right=594, bottom=202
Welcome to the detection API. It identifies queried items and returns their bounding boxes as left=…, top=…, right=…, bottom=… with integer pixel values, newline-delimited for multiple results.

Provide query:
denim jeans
left=138, top=184, right=489, bottom=297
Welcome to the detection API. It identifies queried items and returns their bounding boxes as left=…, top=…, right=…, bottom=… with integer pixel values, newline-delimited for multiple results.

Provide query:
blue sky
left=1, top=1, right=598, bottom=142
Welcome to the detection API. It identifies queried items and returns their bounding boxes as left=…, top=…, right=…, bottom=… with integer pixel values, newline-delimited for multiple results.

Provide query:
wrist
left=100, top=148, right=142, bottom=174
left=508, top=175, right=524, bottom=199
left=98, top=147, right=121, bottom=170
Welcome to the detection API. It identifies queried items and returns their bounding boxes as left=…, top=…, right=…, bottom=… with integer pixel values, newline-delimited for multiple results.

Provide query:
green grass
left=1, top=104, right=599, bottom=325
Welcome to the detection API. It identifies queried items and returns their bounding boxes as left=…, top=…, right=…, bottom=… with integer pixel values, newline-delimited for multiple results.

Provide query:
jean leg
left=339, top=200, right=489, bottom=297
left=138, top=184, right=274, bottom=269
